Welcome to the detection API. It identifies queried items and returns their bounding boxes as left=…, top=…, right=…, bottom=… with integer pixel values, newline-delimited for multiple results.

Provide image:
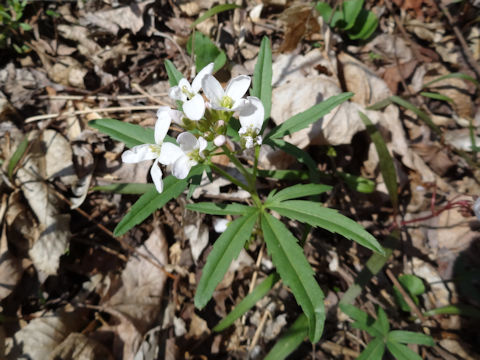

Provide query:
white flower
left=169, top=63, right=214, bottom=121
left=202, top=74, right=251, bottom=111
left=168, top=132, right=208, bottom=179
left=213, top=217, right=229, bottom=233
left=238, top=96, right=264, bottom=149
left=122, top=108, right=180, bottom=193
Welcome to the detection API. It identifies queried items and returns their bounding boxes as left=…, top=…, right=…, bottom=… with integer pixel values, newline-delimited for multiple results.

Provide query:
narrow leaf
left=187, top=202, right=250, bottom=216
left=252, top=36, right=272, bottom=121
left=268, top=200, right=384, bottom=255
left=195, top=208, right=259, bottom=309
left=89, top=118, right=154, bottom=148
left=92, top=183, right=154, bottom=194
left=258, top=169, right=311, bottom=181
left=423, top=304, right=480, bottom=318
left=348, top=9, right=378, bottom=40
left=192, top=4, right=240, bottom=27
left=376, top=307, right=390, bottom=335
left=386, top=341, right=422, bottom=360
left=165, top=59, right=184, bottom=87
left=359, top=112, right=398, bottom=210
left=264, top=314, right=308, bottom=360
left=113, top=175, right=188, bottom=236
left=420, top=91, right=453, bottom=103
left=357, top=338, right=385, bottom=360
left=266, top=92, right=353, bottom=139
left=388, top=331, right=435, bottom=346
left=389, top=96, right=442, bottom=135
left=261, top=213, right=325, bottom=342
left=8, top=135, right=28, bottom=178
left=214, top=273, right=280, bottom=332
left=269, top=184, right=331, bottom=202
left=422, top=72, right=479, bottom=88
left=337, top=172, right=375, bottom=193
left=340, top=304, right=383, bottom=337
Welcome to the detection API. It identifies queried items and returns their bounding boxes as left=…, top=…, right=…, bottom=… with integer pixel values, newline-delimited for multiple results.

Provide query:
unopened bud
left=214, top=135, right=226, bottom=147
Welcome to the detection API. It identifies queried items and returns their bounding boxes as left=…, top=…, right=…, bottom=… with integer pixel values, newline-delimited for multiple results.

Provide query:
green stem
left=221, top=145, right=254, bottom=186
left=253, top=144, right=260, bottom=180
left=208, top=161, right=250, bottom=192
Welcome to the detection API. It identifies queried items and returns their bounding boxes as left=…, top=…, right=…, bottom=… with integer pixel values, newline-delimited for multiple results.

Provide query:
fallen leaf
left=49, top=333, right=113, bottom=360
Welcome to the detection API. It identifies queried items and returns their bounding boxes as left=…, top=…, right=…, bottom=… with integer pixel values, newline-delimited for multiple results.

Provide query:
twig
left=320, top=341, right=360, bottom=358
left=131, top=83, right=170, bottom=106
left=25, top=105, right=161, bottom=123
left=40, top=93, right=168, bottom=101
left=385, top=268, right=426, bottom=322
left=249, top=310, right=271, bottom=351
left=436, top=2, right=480, bottom=79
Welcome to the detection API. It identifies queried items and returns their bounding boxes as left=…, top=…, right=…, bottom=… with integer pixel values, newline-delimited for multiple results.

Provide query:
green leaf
left=214, top=273, right=280, bottom=332
left=266, top=92, right=353, bottom=140
left=186, top=202, right=250, bottom=216
left=423, top=304, right=480, bottom=318
left=267, top=200, right=384, bottom=255
left=113, top=175, right=189, bottom=236
left=269, top=184, right=331, bottom=202
left=89, top=118, right=154, bottom=148
left=165, top=59, right=184, bottom=87
left=394, top=274, right=425, bottom=312
left=195, top=208, right=259, bottom=309
left=388, top=331, right=435, bottom=346
left=91, top=183, right=154, bottom=194
left=359, top=112, right=398, bottom=210
left=7, top=135, right=28, bottom=179
left=420, top=91, right=454, bottom=103
left=19, top=22, right=31, bottom=31
left=252, top=36, right=272, bottom=121
left=340, top=303, right=382, bottom=337
left=257, top=169, right=311, bottom=181
left=386, top=341, right=422, bottom=360
left=261, top=213, right=325, bottom=342
left=191, top=4, right=240, bottom=27
left=187, top=32, right=226, bottom=73
left=376, top=307, right=390, bottom=335
left=337, top=172, right=375, bottom=193
left=341, top=0, right=364, bottom=30
left=315, top=2, right=333, bottom=23
left=264, top=314, right=308, bottom=360
left=422, top=72, right=479, bottom=88
left=357, top=338, right=385, bottom=360
left=389, top=96, right=442, bottom=135
left=348, top=9, right=378, bottom=40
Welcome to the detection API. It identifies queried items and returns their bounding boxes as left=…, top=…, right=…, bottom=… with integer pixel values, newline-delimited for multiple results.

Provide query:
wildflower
left=202, top=74, right=251, bottom=111
left=169, top=63, right=214, bottom=121
left=238, top=96, right=264, bottom=149
left=122, top=109, right=178, bottom=193
left=169, top=132, right=208, bottom=179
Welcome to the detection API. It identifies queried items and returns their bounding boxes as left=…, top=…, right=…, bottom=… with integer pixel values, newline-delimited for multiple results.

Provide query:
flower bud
left=214, top=135, right=226, bottom=147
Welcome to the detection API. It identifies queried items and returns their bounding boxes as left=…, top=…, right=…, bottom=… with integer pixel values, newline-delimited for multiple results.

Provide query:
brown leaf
left=278, top=3, right=320, bottom=53
left=382, top=60, right=418, bottom=94
left=49, top=333, right=113, bottom=360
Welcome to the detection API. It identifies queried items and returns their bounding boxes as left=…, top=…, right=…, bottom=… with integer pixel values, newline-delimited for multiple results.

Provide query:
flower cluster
left=122, top=63, right=265, bottom=193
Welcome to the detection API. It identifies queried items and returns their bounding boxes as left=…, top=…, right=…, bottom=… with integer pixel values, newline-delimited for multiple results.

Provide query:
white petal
left=192, top=62, right=214, bottom=93
left=202, top=74, right=224, bottom=105
left=169, top=85, right=187, bottom=102
left=170, top=109, right=184, bottom=125
left=197, top=136, right=208, bottom=153
left=150, top=159, right=164, bottom=193
left=183, top=94, right=205, bottom=121
left=214, top=135, right=226, bottom=147
left=122, top=144, right=156, bottom=163
left=231, top=98, right=249, bottom=111
left=158, top=142, right=183, bottom=165
left=172, top=155, right=193, bottom=179
left=155, top=108, right=172, bottom=144
left=213, top=217, right=229, bottom=233
left=177, top=132, right=198, bottom=152
left=225, top=75, right=251, bottom=101
left=239, top=96, right=264, bottom=131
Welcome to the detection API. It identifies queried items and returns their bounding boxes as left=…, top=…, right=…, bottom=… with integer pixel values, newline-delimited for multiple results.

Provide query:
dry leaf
left=278, top=3, right=320, bottom=53
left=49, top=333, right=113, bottom=360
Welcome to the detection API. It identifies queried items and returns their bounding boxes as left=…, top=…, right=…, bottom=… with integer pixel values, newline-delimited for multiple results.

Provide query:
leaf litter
left=0, top=0, right=479, bottom=358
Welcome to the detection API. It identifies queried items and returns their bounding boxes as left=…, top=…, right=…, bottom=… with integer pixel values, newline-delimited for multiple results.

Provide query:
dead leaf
left=382, top=60, right=418, bottom=94
left=0, top=222, right=23, bottom=301
left=49, top=333, right=113, bottom=360
left=278, top=3, right=320, bottom=53
left=99, top=226, right=168, bottom=358
left=183, top=211, right=209, bottom=263
left=186, top=313, right=209, bottom=339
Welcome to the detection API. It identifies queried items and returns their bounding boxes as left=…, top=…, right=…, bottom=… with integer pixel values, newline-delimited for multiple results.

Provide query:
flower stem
left=221, top=145, right=254, bottom=185
left=208, top=161, right=250, bottom=192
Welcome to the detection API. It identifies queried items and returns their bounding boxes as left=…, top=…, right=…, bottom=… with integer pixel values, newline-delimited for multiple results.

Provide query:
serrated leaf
left=165, top=59, right=184, bottom=87
left=359, top=112, right=398, bottom=210
left=267, top=200, right=384, bottom=255
left=186, top=202, right=250, bottom=216
left=268, top=184, right=331, bottom=202
left=191, top=3, right=240, bottom=27
left=187, top=32, right=226, bottom=72
left=264, top=314, right=308, bottom=360
left=113, top=175, right=189, bottom=236
left=357, top=338, right=385, bottom=360
left=8, top=135, right=28, bottom=179
left=261, top=212, right=325, bottom=342
left=376, top=307, right=390, bottom=335
left=214, top=273, right=280, bottom=332
left=386, top=341, right=422, bottom=360
left=92, top=183, right=154, bottom=194
left=195, top=208, right=259, bottom=309
left=266, top=92, right=353, bottom=140
left=388, top=331, right=435, bottom=346
left=252, top=36, right=272, bottom=121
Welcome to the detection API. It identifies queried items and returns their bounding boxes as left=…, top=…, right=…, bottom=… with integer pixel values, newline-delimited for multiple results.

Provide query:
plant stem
left=208, top=161, right=250, bottom=192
